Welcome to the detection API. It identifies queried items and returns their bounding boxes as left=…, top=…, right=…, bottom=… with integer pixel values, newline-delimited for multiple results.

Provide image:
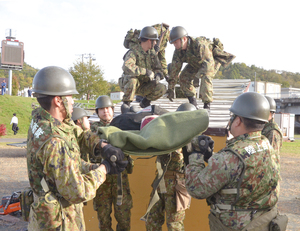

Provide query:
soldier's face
left=98, top=107, right=114, bottom=122
left=173, top=37, right=188, bottom=50
left=173, top=38, right=182, bottom=50
left=82, top=116, right=90, bottom=130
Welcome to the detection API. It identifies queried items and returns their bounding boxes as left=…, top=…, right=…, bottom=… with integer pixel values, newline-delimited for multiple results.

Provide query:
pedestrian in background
left=28, top=87, right=32, bottom=97
left=10, top=113, right=18, bottom=135
left=1, top=80, right=6, bottom=95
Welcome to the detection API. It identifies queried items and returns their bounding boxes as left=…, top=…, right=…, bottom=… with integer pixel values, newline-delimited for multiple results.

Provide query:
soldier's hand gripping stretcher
left=94, top=139, right=128, bottom=174
left=182, top=135, right=214, bottom=165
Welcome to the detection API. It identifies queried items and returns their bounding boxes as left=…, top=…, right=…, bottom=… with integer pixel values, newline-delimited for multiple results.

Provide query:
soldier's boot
left=140, top=97, right=151, bottom=108
left=135, top=95, right=143, bottom=102
left=203, top=102, right=210, bottom=109
left=188, top=96, right=198, bottom=108
left=130, top=105, right=140, bottom=113
left=121, top=101, right=131, bottom=114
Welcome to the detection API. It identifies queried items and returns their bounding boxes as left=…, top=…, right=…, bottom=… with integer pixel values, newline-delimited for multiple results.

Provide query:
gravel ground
left=0, top=147, right=299, bottom=231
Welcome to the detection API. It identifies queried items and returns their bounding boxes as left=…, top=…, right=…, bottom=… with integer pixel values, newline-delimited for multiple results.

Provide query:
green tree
left=69, top=59, right=108, bottom=100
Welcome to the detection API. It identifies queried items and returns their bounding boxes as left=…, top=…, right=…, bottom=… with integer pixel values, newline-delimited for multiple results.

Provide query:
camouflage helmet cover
left=72, top=107, right=89, bottom=121
left=138, top=26, right=159, bottom=40
left=169, top=26, right=188, bottom=44
left=32, top=66, right=78, bottom=97
left=265, top=96, right=276, bottom=112
left=229, top=92, right=270, bottom=122
left=95, top=95, right=114, bottom=109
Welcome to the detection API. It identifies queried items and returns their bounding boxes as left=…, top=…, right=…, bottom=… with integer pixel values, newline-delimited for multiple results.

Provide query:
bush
left=0, top=124, right=7, bottom=137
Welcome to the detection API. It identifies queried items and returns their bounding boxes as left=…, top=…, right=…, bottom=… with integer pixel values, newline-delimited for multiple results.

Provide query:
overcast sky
left=0, top=0, right=298, bottom=82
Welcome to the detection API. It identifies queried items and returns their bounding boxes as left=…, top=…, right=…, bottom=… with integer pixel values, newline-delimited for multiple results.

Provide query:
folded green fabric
left=96, top=109, right=209, bottom=156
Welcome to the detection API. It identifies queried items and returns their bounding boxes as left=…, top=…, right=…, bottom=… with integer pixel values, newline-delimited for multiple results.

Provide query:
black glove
left=166, top=89, right=175, bottom=102
left=101, top=144, right=125, bottom=162
left=154, top=44, right=160, bottom=53
left=108, top=160, right=128, bottom=175
left=153, top=73, right=162, bottom=84
left=165, top=75, right=170, bottom=82
left=197, top=135, right=214, bottom=162
left=182, top=142, right=193, bottom=165
left=101, top=160, right=111, bottom=173
left=146, top=69, right=155, bottom=81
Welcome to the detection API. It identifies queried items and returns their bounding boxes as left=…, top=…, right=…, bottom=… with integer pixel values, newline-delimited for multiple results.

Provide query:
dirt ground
left=0, top=146, right=299, bottom=231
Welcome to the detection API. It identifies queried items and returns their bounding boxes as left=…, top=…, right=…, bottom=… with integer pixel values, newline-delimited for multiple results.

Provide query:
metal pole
left=254, top=72, right=256, bottom=92
left=8, top=69, right=12, bottom=95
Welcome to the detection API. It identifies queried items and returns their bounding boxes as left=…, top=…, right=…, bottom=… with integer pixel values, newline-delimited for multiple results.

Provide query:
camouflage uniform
left=168, top=36, right=215, bottom=103
left=27, top=107, right=106, bottom=231
left=91, top=120, right=133, bottom=231
left=146, top=150, right=187, bottom=231
left=121, top=44, right=166, bottom=102
left=262, top=117, right=283, bottom=155
left=185, top=131, right=280, bottom=230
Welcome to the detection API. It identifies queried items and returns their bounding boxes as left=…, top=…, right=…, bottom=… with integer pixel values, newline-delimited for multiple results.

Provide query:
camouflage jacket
left=262, top=118, right=283, bottom=154
left=122, top=43, right=164, bottom=83
left=168, top=36, right=215, bottom=90
left=185, top=131, right=280, bottom=230
left=27, top=107, right=106, bottom=230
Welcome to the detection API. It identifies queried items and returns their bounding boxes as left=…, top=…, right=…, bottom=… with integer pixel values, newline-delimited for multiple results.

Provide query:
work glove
left=154, top=44, right=160, bottom=53
left=146, top=69, right=155, bottom=81
left=182, top=142, right=193, bottom=165
left=153, top=73, right=162, bottom=84
left=95, top=141, right=125, bottom=162
left=102, top=160, right=128, bottom=175
left=195, top=135, right=214, bottom=162
left=166, top=89, right=175, bottom=102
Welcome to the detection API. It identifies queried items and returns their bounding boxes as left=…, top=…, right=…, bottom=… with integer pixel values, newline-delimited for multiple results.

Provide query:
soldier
left=27, top=66, right=127, bottom=231
left=120, top=26, right=167, bottom=113
left=144, top=103, right=195, bottom=231
left=72, top=107, right=91, bottom=162
left=91, top=95, right=133, bottom=231
left=262, top=96, right=283, bottom=154
left=184, top=92, right=282, bottom=230
left=167, top=26, right=235, bottom=109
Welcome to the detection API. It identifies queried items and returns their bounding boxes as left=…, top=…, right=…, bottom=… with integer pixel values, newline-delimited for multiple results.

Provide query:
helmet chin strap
left=100, top=117, right=112, bottom=125
left=225, top=114, right=237, bottom=136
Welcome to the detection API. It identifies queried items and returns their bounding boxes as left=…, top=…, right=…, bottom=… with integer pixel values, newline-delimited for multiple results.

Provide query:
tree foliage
left=69, top=60, right=108, bottom=100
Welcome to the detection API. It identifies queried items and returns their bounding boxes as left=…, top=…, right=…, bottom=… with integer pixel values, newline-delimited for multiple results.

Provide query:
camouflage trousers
left=180, top=64, right=213, bottom=103
left=93, top=171, right=132, bottom=231
left=145, top=178, right=185, bottom=231
left=122, top=76, right=166, bottom=102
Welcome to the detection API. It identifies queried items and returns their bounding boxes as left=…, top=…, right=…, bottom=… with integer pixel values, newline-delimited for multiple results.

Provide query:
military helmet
left=265, top=96, right=276, bottom=112
left=72, top=107, right=89, bottom=121
left=95, top=95, right=114, bottom=109
left=169, top=26, right=188, bottom=44
left=229, top=92, right=270, bottom=122
left=32, top=66, right=78, bottom=97
left=138, top=26, right=159, bottom=40
left=176, top=103, right=197, bottom=112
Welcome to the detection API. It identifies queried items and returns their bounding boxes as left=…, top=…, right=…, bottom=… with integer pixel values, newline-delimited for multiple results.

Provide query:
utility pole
left=254, top=72, right=256, bottom=92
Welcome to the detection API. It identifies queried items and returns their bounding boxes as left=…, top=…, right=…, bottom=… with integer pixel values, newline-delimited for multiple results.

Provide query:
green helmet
left=265, top=96, right=276, bottom=112
left=169, top=26, right=188, bottom=44
left=229, top=92, right=270, bottom=122
left=32, top=66, right=78, bottom=97
left=138, top=26, right=159, bottom=40
left=176, top=103, right=197, bottom=112
left=95, top=95, right=114, bottom=109
left=72, top=107, right=89, bottom=121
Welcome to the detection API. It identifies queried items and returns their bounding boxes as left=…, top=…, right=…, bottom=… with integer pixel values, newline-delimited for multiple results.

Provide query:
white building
left=248, top=81, right=281, bottom=99
left=110, top=91, right=124, bottom=100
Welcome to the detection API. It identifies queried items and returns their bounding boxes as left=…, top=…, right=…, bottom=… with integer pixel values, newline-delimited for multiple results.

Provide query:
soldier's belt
left=164, top=170, right=185, bottom=178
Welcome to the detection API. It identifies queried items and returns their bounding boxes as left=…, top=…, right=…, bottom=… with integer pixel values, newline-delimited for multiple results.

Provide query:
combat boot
left=140, top=97, right=151, bottom=108
left=187, top=96, right=198, bottom=108
left=203, top=102, right=210, bottom=110
left=121, top=101, right=131, bottom=114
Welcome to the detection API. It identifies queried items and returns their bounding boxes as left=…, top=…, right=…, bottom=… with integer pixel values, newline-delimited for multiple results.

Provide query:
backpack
left=123, top=23, right=170, bottom=52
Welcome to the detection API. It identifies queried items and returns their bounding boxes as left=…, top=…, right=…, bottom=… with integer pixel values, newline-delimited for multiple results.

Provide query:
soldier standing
left=72, top=107, right=91, bottom=162
left=120, top=26, right=166, bottom=113
left=27, top=66, right=126, bottom=231
left=184, top=92, right=283, bottom=230
left=91, top=95, right=133, bottom=231
left=262, top=96, right=283, bottom=154
left=167, top=26, right=235, bottom=109
left=144, top=103, right=195, bottom=231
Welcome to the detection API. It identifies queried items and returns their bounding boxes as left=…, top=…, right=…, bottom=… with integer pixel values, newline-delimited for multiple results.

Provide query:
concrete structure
left=110, top=91, right=124, bottom=100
